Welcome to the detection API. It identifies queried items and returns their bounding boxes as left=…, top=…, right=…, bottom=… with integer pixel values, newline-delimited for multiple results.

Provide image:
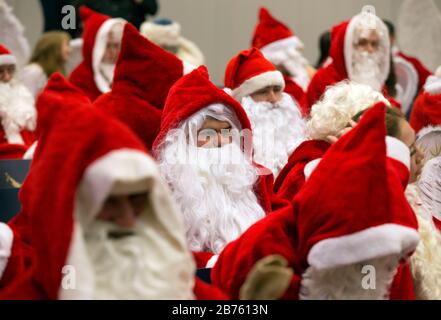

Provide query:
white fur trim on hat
left=386, top=136, right=411, bottom=171
left=92, top=18, right=126, bottom=93
left=260, top=36, right=304, bottom=55
left=308, top=224, right=420, bottom=271
left=0, top=54, right=16, bottom=66
left=424, top=75, right=441, bottom=95
left=232, top=70, right=285, bottom=101
left=0, top=223, right=14, bottom=280
left=140, top=20, right=181, bottom=47
left=417, top=125, right=441, bottom=139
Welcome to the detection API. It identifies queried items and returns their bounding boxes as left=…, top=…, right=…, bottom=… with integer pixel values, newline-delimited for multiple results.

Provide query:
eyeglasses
left=0, top=65, right=15, bottom=75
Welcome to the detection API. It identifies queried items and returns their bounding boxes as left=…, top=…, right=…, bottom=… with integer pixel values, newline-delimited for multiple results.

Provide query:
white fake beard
left=351, top=51, right=384, bottom=92
left=99, top=62, right=116, bottom=86
left=0, top=80, right=36, bottom=144
left=158, top=141, right=266, bottom=254
left=241, top=93, right=307, bottom=178
left=282, top=51, right=311, bottom=90
left=299, top=255, right=401, bottom=300
left=83, top=218, right=195, bottom=300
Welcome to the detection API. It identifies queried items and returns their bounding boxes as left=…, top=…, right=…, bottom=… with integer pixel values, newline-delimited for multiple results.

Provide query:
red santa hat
left=251, top=7, right=303, bottom=52
left=224, top=47, right=285, bottom=101
left=1, top=74, right=197, bottom=299
left=153, top=65, right=252, bottom=151
left=0, top=44, right=16, bottom=66
left=112, top=23, right=192, bottom=110
left=295, top=103, right=419, bottom=272
left=94, top=23, right=192, bottom=149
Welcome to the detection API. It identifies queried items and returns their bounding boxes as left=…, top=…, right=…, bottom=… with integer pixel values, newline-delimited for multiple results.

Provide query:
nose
left=115, top=199, right=137, bottom=228
left=267, top=90, right=279, bottom=104
left=2, top=71, right=12, bottom=83
left=366, top=44, right=376, bottom=54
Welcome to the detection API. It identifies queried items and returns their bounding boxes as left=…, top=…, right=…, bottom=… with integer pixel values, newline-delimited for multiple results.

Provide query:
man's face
left=96, top=192, right=148, bottom=229
left=354, top=30, right=381, bottom=54
left=399, top=120, right=424, bottom=183
left=0, top=64, right=15, bottom=83
left=250, top=85, right=283, bottom=104
left=197, top=117, right=233, bottom=148
left=102, top=32, right=121, bottom=64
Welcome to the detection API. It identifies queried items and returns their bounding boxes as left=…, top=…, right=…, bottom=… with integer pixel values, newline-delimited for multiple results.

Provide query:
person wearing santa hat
left=94, top=23, right=195, bottom=150
left=0, top=44, right=36, bottom=159
left=409, top=67, right=441, bottom=133
left=351, top=100, right=441, bottom=300
left=275, top=81, right=389, bottom=201
left=306, top=7, right=393, bottom=111
left=252, top=7, right=315, bottom=96
left=0, top=73, right=227, bottom=300
left=211, top=103, right=420, bottom=300
left=152, top=66, right=286, bottom=269
left=68, top=6, right=126, bottom=102
left=224, top=47, right=307, bottom=178
left=140, top=17, right=205, bottom=67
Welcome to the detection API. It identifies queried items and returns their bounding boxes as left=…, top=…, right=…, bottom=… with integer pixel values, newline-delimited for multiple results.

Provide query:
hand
left=239, top=255, right=294, bottom=300
left=325, top=120, right=357, bottom=144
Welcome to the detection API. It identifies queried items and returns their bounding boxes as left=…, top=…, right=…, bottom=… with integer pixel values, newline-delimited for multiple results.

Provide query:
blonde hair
left=30, top=31, right=71, bottom=77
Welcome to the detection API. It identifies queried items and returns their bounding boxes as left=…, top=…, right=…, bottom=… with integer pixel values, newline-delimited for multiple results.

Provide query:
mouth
left=107, top=230, right=135, bottom=240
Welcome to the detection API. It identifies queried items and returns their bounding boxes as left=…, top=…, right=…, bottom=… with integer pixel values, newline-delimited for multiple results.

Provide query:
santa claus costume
left=275, top=81, right=390, bottom=202
left=251, top=7, right=310, bottom=114
left=306, top=11, right=396, bottom=112
left=0, top=74, right=226, bottom=300
left=212, top=103, right=420, bottom=300
left=0, top=44, right=36, bottom=159
left=68, top=6, right=125, bottom=102
left=153, top=66, right=288, bottom=268
left=409, top=68, right=441, bottom=133
left=224, top=47, right=307, bottom=177
left=94, top=23, right=194, bottom=150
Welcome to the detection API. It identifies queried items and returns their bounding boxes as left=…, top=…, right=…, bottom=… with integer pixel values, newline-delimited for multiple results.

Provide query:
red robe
left=0, top=128, right=35, bottom=159
left=274, top=140, right=330, bottom=201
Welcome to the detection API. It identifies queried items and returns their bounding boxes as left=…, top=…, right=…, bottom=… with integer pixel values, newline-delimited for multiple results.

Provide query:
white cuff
left=386, top=136, right=410, bottom=170
left=206, top=255, right=219, bottom=268
left=304, top=159, right=322, bottom=180
left=0, top=223, right=14, bottom=280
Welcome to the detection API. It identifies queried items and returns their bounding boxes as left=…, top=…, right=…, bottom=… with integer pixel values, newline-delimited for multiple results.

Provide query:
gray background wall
left=6, top=0, right=441, bottom=83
